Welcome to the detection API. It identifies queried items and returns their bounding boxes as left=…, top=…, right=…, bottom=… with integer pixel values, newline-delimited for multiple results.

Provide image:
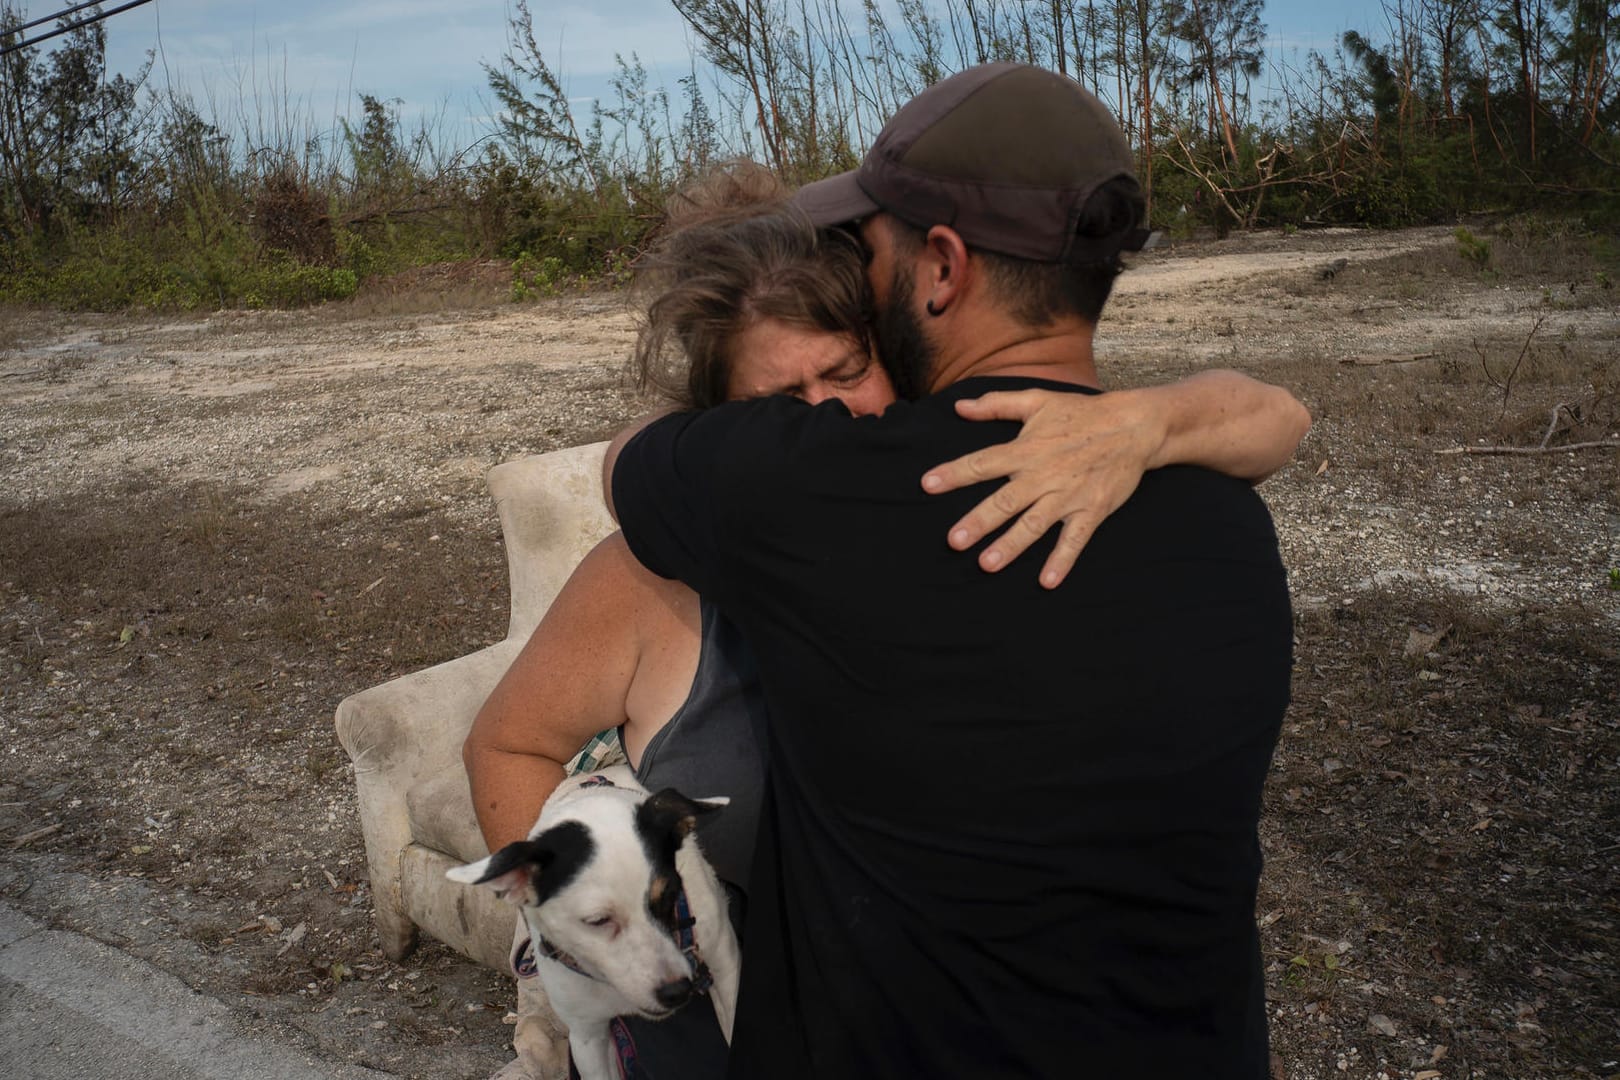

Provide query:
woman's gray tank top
left=632, top=601, right=765, bottom=897
left=618, top=603, right=765, bottom=1075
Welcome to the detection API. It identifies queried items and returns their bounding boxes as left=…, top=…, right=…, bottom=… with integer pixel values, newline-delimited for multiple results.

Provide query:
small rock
left=1368, top=1013, right=1399, bottom=1037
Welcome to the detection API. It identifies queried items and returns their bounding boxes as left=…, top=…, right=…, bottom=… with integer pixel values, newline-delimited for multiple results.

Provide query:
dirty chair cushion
left=406, top=767, right=487, bottom=866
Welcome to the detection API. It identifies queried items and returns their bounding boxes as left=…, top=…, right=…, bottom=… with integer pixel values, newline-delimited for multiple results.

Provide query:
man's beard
left=872, top=269, right=937, bottom=401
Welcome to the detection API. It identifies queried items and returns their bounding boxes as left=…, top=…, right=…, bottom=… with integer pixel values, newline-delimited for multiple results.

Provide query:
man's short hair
left=885, top=175, right=1145, bottom=327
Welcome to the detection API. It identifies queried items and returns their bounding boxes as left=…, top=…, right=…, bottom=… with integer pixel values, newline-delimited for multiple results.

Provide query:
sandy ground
left=2, top=224, right=1617, bottom=1079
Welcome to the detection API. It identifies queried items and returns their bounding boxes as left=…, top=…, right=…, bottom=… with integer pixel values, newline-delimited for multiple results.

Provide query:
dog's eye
left=583, top=914, right=614, bottom=929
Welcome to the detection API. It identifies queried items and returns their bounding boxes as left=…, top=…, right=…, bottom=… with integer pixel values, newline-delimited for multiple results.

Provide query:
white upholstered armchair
left=334, top=442, right=616, bottom=970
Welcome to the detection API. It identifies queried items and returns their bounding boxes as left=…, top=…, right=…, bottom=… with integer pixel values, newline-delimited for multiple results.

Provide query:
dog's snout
left=655, top=976, right=693, bottom=1009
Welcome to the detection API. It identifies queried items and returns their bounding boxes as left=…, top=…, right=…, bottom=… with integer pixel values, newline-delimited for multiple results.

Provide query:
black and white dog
left=448, top=766, right=740, bottom=1080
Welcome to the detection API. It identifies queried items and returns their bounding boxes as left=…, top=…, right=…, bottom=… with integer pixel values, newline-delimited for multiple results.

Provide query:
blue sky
left=76, top=0, right=1394, bottom=151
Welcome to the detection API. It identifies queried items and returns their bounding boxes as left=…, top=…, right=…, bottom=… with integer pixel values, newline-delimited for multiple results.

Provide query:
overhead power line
left=8, top=0, right=106, bottom=35
left=0, top=0, right=156, bottom=58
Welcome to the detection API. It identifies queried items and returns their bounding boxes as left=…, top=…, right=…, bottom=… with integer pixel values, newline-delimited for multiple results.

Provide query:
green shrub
left=335, top=215, right=478, bottom=283
left=0, top=220, right=357, bottom=311
left=510, top=251, right=567, bottom=300
left=239, top=262, right=358, bottom=308
left=1454, top=227, right=1492, bottom=270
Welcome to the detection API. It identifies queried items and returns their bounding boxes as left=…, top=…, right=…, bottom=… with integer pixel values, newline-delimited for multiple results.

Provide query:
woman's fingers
left=941, top=461, right=1048, bottom=545
left=961, top=490, right=1063, bottom=569
left=929, top=442, right=1023, bottom=511
left=1036, top=514, right=1105, bottom=590
left=924, top=388, right=1151, bottom=587
left=922, top=391, right=1072, bottom=494
left=952, top=389, right=1046, bottom=422
left=957, top=481, right=1121, bottom=588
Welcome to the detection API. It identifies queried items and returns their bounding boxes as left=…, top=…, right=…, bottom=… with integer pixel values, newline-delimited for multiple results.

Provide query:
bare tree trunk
left=1473, top=18, right=1512, bottom=166
left=1134, top=0, right=1154, bottom=213
left=1017, top=3, right=1036, bottom=63
left=799, top=0, right=819, bottom=173
left=1115, top=1, right=1129, bottom=129
left=1433, top=0, right=1458, bottom=122
left=1396, top=0, right=1416, bottom=137
left=1577, top=41, right=1610, bottom=145
left=748, top=0, right=789, bottom=172
left=1510, top=0, right=1537, bottom=161
left=0, top=42, right=40, bottom=233
left=1091, top=2, right=1106, bottom=99
left=1188, top=0, right=1240, bottom=165
left=1052, top=0, right=1068, bottom=75
left=964, top=0, right=989, bottom=63
left=1563, top=2, right=1585, bottom=124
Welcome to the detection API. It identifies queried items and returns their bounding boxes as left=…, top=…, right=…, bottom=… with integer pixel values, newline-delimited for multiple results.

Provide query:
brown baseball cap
left=794, top=63, right=1148, bottom=264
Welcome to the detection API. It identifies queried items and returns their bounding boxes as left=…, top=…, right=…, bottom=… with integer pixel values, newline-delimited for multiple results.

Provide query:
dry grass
left=0, top=481, right=509, bottom=688
left=340, top=259, right=515, bottom=318
left=1270, top=590, right=1618, bottom=1075
left=0, top=305, right=34, bottom=350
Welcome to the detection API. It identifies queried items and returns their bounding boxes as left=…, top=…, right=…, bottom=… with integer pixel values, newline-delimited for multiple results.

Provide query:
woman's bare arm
left=921, top=370, right=1311, bottom=589
left=463, top=536, right=650, bottom=852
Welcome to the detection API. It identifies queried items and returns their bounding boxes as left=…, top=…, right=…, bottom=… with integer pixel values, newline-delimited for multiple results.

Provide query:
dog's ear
left=638, top=788, right=729, bottom=843
left=636, top=790, right=727, bottom=926
left=445, top=820, right=596, bottom=908
left=445, top=840, right=545, bottom=906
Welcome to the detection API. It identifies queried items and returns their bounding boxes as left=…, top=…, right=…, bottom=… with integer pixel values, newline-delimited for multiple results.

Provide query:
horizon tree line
left=1, top=0, right=1614, bottom=307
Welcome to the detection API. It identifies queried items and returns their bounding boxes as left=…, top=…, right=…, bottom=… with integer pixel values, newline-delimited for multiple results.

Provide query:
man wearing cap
left=609, top=64, right=1294, bottom=1078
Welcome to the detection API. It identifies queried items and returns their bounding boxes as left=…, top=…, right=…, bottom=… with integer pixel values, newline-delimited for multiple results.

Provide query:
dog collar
left=671, top=882, right=714, bottom=995
left=535, top=933, right=595, bottom=980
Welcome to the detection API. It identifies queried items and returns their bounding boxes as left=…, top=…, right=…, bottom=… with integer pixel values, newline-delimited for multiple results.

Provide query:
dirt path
left=1120, top=225, right=1450, bottom=293
left=2, top=226, right=1617, bottom=1079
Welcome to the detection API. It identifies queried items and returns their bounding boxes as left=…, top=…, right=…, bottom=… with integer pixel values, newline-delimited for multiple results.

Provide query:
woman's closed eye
left=826, top=356, right=874, bottom=387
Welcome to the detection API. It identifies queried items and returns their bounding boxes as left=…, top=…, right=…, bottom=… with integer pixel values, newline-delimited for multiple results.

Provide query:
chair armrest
left=335, top=639, right=523, bottom=782
left=335, top=641, right=523, bottom=959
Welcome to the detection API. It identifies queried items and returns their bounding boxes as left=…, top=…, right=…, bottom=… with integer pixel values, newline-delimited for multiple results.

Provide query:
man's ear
left=923, top=224, right=971, bottom=314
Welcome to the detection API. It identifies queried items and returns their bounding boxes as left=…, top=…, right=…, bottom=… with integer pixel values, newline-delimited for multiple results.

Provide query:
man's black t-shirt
left=612, top=376, right=1293, bottom=1079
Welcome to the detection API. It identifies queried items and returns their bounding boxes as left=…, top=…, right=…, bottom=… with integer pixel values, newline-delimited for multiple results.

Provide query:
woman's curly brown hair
left=632, top=161, right=873, bottom=410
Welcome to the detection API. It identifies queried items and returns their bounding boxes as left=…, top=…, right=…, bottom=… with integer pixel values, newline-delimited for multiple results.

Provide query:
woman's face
left=724, top=318, right=897, bottom=417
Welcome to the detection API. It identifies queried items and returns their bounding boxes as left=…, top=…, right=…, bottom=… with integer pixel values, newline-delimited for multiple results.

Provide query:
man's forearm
left=1140, top=370, right=1310, bottom=482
